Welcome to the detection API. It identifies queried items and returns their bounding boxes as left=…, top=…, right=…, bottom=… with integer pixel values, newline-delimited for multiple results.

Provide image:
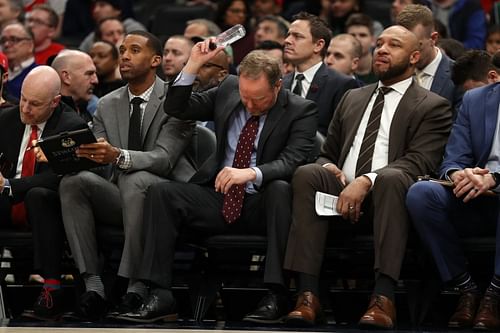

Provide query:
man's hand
left=215, top=167, right=257, bottom=194
left=453, top=167, right=495, bottom=202
left=337, top=175, right=371, bottom=223
left=323, top=163, right=346, bottom=186
left=184, top=38, right=225, bottom=75
left=0, top=172, right=4, bottom=192
left=33, top=139, right=48, bottom=163
left=76, top=138, right=120, bottom=164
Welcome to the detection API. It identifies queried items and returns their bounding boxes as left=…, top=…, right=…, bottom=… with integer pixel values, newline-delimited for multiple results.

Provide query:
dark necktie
left=128, top=97, right=144, bottom=151
left=11, top=125, right=38, bottom=226
left=355, top=86, right=392, bottom=177
left=222, top=116, right=260, bottom=224
left=292, top=73, right=305, bottom=96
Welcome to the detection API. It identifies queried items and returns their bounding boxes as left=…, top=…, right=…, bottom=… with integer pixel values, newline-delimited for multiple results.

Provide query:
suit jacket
left=283, top=62, right=358, bottom=136
left=317, top=80, right=453, bottom=180
left=163, top=75, right=318, bottom=186
left=431, top=53, right=462, bottom=112
left=93, top=76, right=196, bottom=182
left=440, top=82, right=500, bottom=180
left=0, top=103, right=88, bottom=202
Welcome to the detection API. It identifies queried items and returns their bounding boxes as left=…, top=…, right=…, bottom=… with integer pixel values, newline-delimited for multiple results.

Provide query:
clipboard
left=37, top=128, right=102, bottom=174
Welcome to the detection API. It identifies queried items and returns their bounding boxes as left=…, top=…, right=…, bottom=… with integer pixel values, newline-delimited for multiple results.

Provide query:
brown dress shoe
left=358, top=294, right=396, bottom=329
left=448, top=292, right=481, bottom=328
left=473, top=295, right=500, bottom=331
left=284, top=291, right=323, bottom=326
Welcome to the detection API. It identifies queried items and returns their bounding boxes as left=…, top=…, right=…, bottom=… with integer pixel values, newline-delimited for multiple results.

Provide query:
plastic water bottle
left=209, top=24, right=246, bottom=50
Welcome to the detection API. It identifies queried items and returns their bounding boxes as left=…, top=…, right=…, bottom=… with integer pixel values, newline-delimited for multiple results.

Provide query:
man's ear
left=487, top=70, right=500, bottom=83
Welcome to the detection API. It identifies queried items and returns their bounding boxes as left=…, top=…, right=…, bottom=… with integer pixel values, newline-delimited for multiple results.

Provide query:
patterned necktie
left=292, top=73, right=305, bottom=96
left=222, top=116, right=260, bottom=224
left=355, top=86, right=392, bottom=177
left=128, top=97, right=144, bottom=151
left=11, top=125, right=38, bottom=226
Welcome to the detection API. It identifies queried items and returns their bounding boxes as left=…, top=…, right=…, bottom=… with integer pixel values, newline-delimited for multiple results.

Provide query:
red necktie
left=11, top=125, right=38, bottom=226
left=222, top=116, right=259, bottom=223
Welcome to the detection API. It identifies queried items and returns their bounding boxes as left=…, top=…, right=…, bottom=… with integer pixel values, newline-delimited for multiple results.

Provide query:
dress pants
left=25, top=187, right=65, bottom=279
left=284, top=164, right=414, bottom=281
left=406, top=181, right=500, bottom=281
left=138, top=179, right=292, bottom=289
left=60, top=170, right=165, bottom=278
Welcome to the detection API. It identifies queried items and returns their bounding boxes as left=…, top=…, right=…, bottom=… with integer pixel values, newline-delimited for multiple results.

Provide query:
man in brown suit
left=283, top=25, right=453, bottom=329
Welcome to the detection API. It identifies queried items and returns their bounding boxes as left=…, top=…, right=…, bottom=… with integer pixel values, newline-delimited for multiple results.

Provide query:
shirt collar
left=295, top=61, right=323, bottom=84
left=9, top=57, right=35, bottom=78
left=127, top=82, right=155, bottom=103
left=377, top=76, right=413, bottom=96
left=419, top=47, right=442, bottom=78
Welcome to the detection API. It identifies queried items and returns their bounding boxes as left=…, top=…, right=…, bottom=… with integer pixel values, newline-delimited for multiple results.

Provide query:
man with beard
left=193, top=48, right=229, bottom=92
left=282, top=25, right=452, bottom=328
left=58, top=31, right=196, bottom=321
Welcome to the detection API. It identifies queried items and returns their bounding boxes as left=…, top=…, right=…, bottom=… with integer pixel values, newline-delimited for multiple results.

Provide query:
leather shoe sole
left=243, top=315, right=284, bottom=324
left=116, top=312, right=178, bottom=323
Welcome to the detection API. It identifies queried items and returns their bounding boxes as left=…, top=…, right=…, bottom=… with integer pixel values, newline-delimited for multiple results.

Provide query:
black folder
left=38, top=128, right=102, bottom=174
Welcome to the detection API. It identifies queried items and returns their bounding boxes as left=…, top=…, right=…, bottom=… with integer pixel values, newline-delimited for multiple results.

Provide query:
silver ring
left=348, top=205, right=354, bottom=210
left=90, top=154, right=94, bottom=158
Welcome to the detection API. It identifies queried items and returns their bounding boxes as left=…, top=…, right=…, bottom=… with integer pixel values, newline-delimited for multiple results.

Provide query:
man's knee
left=406, top=181, right=444, bottom=213
left=25, top=187, right=56, bottom=202
left=60, top=170, right=99, bottom=193
left=373, top=168, right=411, bottom=191
left=292, top=163, right=325, bottom=190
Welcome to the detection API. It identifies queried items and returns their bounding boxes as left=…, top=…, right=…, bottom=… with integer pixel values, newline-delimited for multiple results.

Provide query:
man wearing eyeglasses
left=25, top=4, right=65, bottom=65
left=193, top=49, right=229, bottom=92
left=1, top=22, right=38, bottom=100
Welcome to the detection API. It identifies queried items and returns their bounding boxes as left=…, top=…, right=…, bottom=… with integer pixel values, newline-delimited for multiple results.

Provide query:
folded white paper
left=315, top=191, right=341, bottom=216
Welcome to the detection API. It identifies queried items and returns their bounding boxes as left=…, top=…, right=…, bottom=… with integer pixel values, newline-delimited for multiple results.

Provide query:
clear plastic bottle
left=209, top=24, right=246, bottom=49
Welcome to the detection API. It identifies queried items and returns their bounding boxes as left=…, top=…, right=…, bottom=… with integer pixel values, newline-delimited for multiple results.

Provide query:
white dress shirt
left=415, top=47, right=442, bottom=90
left=342, top=77, right=413, bottom=186
left=291, top=61, right=323, bottom=98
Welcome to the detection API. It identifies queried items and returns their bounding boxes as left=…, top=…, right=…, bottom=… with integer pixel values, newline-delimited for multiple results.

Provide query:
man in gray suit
left=396, top=4, right=462, bottom=112
left=283, top=25, right=453, bottom=328
left=59, top=31, right=196, bottom=321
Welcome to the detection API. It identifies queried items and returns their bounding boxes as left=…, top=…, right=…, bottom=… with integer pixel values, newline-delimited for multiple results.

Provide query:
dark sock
left=268, top=283, right=288, bottom=297
left=485, top=275, right=500, bottom=298
left=450, top=272, right=479, bottom=293
left=374, top=273, right=396, bottom=302
left=298, top=272, right=319, bottom=295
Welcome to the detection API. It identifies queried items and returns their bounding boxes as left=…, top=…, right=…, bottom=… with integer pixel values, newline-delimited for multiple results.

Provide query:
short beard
left=374, top=58, right=411, bottom=82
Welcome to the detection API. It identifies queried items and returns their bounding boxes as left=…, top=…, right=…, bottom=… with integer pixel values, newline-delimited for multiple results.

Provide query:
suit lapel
left=283, top=73, right=293, bottom=90
left=339, top=84, right=377, bottom=165
left=430, top=55, right=450, bottom=96
left=141, top=78, right=165, bottom=142
left=306, top=63, right=327, bottom=101
left=216, top=87, right=241, bottom=163
left=387, top=81, right=421, bottom=162
left=482, top=83, right=500, bottom=163
left=256, top=89, right=287, bottom=161
left=116, top=88, right=132, bottom=148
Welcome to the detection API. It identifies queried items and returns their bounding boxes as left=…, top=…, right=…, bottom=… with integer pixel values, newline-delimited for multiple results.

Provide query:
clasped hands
left=451, top=167, right=496, bottom=202
left=323, top=163, right=371, bottom=223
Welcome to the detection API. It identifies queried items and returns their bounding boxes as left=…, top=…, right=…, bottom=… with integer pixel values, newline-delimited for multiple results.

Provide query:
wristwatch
left=491, top=172, right=500, bottom=188
left=114, top=149, right=125, bottom=166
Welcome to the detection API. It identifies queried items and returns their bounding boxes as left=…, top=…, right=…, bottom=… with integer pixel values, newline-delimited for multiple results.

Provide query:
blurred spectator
left=324, top=0, right=383, bottom=37
left=255, top=39, right=286, bottom=74
left=0, top=0, right=23, bottom=30
left=51, top=49, right=98, bottom=125
left=95, top=17, right=124, bottom=48
left=252, top=0, right=283, bottom=23
left=215, top=0, right=254, bottom=65
left=2, top=22, right=37, bottom=100
left=433, top=17, right=448, bottom=39
left=452, top=49, right=500, bottom=90
left=162, top=35, right=193, bottom=83
left=346, top=13, right=377, bottom=84
left=193, top=46, right=229, bottom=92
left=486, top=24, right=500, bottom=56
left=397, top=4, right=462, bottom=111
left=254, top=14, right=288, bottom=47
left=431, top=0, right=487, bottom=49
left=23, top=0, right=67, bottom=38
left=25, top=4, right=64, bottom=65
left=184, top=18, right=221, bottom=39
left=391, top=0, right=432, bottom=22
left=325, top=33, right=362, bottom=85
left=437, top=38, right=465, bottom=60
left=89, top=40, right=124, bottom=97
left=78, top=0, right=146, bottom=53
left=0, top=51, right=15, bottom=108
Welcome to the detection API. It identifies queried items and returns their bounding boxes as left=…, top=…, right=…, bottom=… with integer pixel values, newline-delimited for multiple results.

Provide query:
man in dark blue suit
left=406, top=82, right=500, bottom=331
left=283, top=11, right=357, bottom=136
left=397, top=4, right=462, bottom=112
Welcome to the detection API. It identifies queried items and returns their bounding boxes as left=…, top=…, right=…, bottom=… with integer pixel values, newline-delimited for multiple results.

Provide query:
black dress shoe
left=243, top=291, right=290, bottom=324
left=107, top=292, right=143, bottom=318
left=117, top=289, right=178, bottom=323
left=71, top=291, right=107, bottom=322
